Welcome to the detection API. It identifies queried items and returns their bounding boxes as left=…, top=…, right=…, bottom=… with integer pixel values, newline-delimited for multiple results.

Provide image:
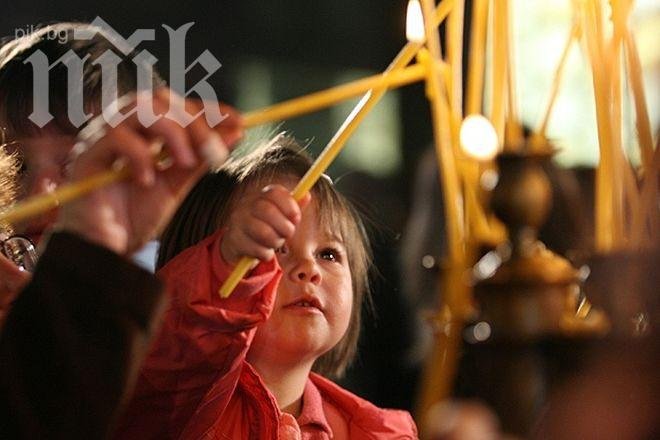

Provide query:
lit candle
left=406, top=0, right=426, bottom=44
left=460, top=114, right=498, bottom=161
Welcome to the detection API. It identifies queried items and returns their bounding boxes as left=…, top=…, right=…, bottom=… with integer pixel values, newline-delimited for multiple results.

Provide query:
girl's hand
left=220, top=184, right=311, bottom=266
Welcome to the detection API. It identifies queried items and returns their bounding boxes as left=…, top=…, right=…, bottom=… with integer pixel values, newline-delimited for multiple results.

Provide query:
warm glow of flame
left=460, top=115, right=499, bottom=161
left=406, top=0, right=425, bottom=44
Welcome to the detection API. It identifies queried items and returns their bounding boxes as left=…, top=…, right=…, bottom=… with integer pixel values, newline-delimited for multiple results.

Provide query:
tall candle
left=420, top=0, right=464, bottom=263
left=504, top=0, right=523, bottom=149
left=243, top=64, right=427, bottom=128
left=415, top=0, right=466, bottom=422
left=534, top=22, right=580, bottom=147
left=466, top=0, right=489, bottom=116
left=624, top=32, right=654, bottom=174
left=447, top=0, right=465, bottom=144
left=584, top=0, right=615, bottom=251
left=491, top=0, right=508, bottom=146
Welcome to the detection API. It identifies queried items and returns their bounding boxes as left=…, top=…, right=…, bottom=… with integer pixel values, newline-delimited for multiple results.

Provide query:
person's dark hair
left=0, top=22, right=164, bottom=138
left=158, top=135, right=372, bottom=378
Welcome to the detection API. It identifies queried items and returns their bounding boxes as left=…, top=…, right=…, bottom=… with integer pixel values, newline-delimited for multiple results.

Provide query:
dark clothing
left=0, top=232, right=166, bottom=439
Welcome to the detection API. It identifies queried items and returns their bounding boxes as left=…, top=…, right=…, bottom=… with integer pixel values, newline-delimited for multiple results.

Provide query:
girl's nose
left=289, top=258, right=321, bottom=285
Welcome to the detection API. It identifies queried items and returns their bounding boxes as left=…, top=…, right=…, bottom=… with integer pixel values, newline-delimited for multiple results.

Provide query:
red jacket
left=116, top=230, right=417, bottom=439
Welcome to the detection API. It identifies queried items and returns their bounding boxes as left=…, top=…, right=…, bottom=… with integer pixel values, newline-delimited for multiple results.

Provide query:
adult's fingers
left=76, top=125, right=155, bottom=186
left=144, top=94, right=197, bottom=169
left=216, top=102, right=244, bottom=147
left=177, top=96, right=230, bottom=167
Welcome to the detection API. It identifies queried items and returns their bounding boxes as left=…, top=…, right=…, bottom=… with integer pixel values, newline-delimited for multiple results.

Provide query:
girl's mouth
left=284, top=295, right=324, bottom=313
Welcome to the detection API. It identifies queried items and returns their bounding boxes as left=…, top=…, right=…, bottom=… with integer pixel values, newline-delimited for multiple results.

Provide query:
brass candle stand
left=462, top=147, right=610, bottom=437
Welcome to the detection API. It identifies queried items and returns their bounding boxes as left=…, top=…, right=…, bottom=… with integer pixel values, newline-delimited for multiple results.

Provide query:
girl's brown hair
left=158, top=135, right=371, bottom=378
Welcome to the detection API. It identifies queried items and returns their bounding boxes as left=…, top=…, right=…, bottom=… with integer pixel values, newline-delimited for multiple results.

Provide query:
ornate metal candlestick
left=465, top=148, right=609, bottom=437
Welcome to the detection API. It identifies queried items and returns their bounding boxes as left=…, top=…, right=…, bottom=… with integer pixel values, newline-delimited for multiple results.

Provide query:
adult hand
left=55, top=89, right=243, bottom=255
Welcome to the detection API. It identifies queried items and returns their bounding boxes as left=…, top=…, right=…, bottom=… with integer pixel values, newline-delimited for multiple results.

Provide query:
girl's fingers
left=252, top=199, right=297, bottom=240
left=243, top=217, right=286, bottom=251
left=260, top=185, right=303, bottom=224
left=232, top=226, right=275, bottom=262
left=297, top=192, right=312, bottom=211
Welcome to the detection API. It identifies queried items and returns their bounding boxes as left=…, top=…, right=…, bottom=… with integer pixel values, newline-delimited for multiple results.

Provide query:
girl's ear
left=297, top=192, right=312, bottom=211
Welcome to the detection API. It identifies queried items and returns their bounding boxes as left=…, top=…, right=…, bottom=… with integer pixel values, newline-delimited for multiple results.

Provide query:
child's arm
left=117, top=185, right=310, bottom=438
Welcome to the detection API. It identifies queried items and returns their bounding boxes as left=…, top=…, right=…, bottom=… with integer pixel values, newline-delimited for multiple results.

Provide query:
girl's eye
left=275, top=244, right=289, bottom=255
left=318, top=248, right=342, bottom=263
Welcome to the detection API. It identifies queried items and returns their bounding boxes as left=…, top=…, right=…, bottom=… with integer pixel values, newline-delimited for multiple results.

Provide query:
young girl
left=116, top=135, right=418, bottom=439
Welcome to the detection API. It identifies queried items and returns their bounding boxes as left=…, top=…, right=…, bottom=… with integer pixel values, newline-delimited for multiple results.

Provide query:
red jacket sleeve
left=116, top=229, right=281, bottom=439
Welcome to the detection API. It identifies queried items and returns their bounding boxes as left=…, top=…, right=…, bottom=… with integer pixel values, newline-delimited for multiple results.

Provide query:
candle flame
left=406, top=0, right=425, bottom=44
left=460, top=115, right=499, bottom=161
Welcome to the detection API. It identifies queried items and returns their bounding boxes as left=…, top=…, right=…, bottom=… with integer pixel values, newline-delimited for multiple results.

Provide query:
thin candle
left=0, top=167, right=129, bottom=226
left=624, top=31, right=654, bottom=174
left=533, top=22, right=580, bottom=146
left=447, top=0, right=465, bottom=129
left=466, top=0, right=489, bottom=115
left=243, top=63, right=427, bottom=128
left=414, top=0, right=466, bottom=421
left=503, top=0, right=523, bottom=149
left=420, top=0, right=464, bottom=263
left=631, top=146, right=660, bottom=247
left=491, top=0, right=508, bottom=146
left=584, top=0, right=615, bottom=251
left=0, top=146, right=167, bottom=226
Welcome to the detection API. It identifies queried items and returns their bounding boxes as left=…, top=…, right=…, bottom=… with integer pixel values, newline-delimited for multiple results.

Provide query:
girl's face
left=248, top=201, right=354, bottom=369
